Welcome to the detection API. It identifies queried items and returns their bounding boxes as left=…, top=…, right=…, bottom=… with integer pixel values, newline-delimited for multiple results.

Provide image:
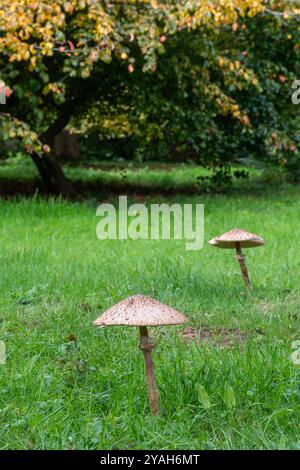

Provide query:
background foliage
left=0, top=1, right=300, bottom=191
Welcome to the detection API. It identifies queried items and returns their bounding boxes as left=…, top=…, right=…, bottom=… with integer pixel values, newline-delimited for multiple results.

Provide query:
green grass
left=0, top=154, right=273, bottom=195
left=0, top=187, right=300, bottom=450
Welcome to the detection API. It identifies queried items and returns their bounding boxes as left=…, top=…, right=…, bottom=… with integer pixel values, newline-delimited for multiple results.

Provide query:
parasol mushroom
left=208, top=228, right=264, bottom=288
left=93, top=294, right=188, bottom=415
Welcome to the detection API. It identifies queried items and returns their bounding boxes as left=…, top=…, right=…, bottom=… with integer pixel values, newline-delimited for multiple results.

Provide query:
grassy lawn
left=0, top=187, right=300, bottom=450
left=0, top=154, right=273, bottom=196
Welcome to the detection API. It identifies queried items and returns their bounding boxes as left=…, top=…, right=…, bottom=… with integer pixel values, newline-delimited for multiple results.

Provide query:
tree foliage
left=124, top=7, right=300, bottom=180
left=0, top=1, right=299, bottom=191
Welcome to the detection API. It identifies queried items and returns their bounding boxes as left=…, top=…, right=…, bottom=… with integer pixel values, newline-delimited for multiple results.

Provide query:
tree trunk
left=50, top=131, right=80, bottom=161
left=31, top=152, right=77, bottom=197
left=29, top=109, right=78, bottom=196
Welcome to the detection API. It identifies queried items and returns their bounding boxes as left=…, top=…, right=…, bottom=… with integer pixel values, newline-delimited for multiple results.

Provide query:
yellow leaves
left=217, top=57, right=225, bottom=67
left=217, top=55, right=261, bottom=91
left=8, top=129, right=16, bottom=139
left=0, top=0, right=283, bottom=75
left=78, top=0, right=86, bottom=10
left=246, top=0, right=265, bottom=18
left=29, top=131, right=39, bottom=143
left=23, top=50, right=30, bottom=61
left=81, top=68, right=90, bottom=79
left=204, top=83, right=251, bottom=125
left=18, top=27, right=32, bottom=41
left=29, top=45, right=37, bottom=55
left=0, top=0, right=297, bottom=97
left=40, top=42, right=54, bottom=56
left=63, top=2, right=74, bottom=14
left=0, top=114, right=42, bottom=153
left=9, top=52, right=25, bottom=62
left=185, top=0, right=266, bottom=28
left=102, top=114, right=132, bottom=137
left=43, top=82, right=65, bottom=95
left=151, top=0, right=158, bottom=9
left=29, top=56, right=37, bottom=70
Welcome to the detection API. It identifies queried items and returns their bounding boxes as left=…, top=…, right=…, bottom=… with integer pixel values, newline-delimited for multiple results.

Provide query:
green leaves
left=223, top=384, right=236, bottom=410
left=197, top=384, right=211, bottom=410
left=196, top=383, right=237, bottom=411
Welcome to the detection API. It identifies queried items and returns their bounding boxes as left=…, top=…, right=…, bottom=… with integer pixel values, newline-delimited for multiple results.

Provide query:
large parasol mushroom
left=209, top=228, right=264, bottom=288
left=93, top=294, right=187, bottom=415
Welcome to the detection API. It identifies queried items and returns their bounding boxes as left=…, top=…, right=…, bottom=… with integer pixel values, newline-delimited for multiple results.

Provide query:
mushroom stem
left=139, top=326, right=159, bottom=415
left=235, top=242, right=251, bottom=288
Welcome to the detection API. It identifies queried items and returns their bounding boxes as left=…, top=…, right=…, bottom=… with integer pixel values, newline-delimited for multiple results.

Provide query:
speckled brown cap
left=209, top=228, right=264, bottom=249
left=93, top=294, right=188, bottom=327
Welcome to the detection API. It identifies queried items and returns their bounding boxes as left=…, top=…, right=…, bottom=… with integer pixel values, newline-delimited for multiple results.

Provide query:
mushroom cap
left=208, top=228, right=264, bottom=249
left=93, top=294, right=188, bottom=327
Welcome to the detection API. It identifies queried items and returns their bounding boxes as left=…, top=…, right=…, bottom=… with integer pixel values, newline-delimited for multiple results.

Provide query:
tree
left=0, top=0, right=298, bottom=195
left=72, top=1, right=300, bottom=186
left=124, top=5, right=300, bottom=182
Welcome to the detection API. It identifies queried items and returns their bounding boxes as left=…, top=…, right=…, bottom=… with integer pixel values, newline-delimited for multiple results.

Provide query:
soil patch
left=182, top=326, right=252, bottom=349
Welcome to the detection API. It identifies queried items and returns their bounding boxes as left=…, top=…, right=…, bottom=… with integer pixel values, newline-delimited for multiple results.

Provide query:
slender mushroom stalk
left=93, top=294, right=187, bottom=415
left=235, top=242, right=251, bottom=288
left=139, top=326, right=159, bottom=415
left=209, top=229, right=264, bottom=288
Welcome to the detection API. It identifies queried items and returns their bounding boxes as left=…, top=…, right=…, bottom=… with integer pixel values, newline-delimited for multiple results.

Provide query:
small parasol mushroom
left=93, top=294, right=187, bottom=415
left=208, top=228, right=264, bottom=288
